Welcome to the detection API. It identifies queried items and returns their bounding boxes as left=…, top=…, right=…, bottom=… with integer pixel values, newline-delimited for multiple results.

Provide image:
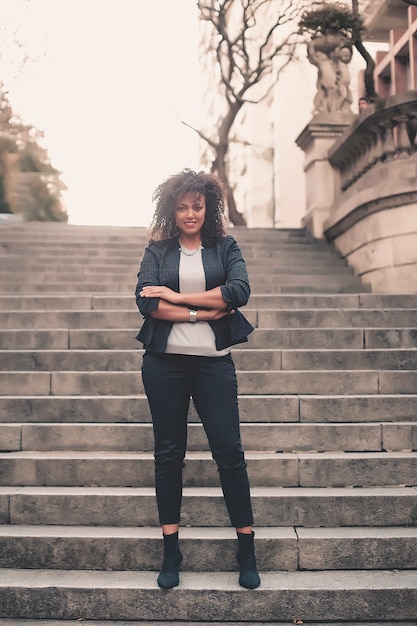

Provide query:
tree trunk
left=213, top=102, right=246, bottom=226
left=213, top=144, right=246, bottom=226
left=351, top=0, right=378, bottom=101
left=354, top=40, right=378, bottom=101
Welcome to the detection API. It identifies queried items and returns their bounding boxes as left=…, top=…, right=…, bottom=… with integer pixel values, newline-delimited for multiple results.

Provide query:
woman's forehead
left=177, top=191, right=204, bottom=204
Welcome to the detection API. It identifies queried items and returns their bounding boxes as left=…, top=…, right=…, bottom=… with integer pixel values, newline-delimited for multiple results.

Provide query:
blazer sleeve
left=135, top=243, right=161, bottom=317
left=219, top=236, right=251, bottom=310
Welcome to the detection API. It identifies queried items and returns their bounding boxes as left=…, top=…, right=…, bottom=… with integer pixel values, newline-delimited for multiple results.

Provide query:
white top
left=165, top=246, right=230, bottom=357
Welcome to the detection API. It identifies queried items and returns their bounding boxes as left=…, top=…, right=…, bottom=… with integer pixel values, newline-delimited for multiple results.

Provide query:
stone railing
left=328, top=91, right=417, bottom=193
left=322, top=90, right=417, bottom=293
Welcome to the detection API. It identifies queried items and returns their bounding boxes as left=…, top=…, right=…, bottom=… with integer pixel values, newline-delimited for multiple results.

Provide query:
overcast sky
left=0, top=0, right=201, bottom=226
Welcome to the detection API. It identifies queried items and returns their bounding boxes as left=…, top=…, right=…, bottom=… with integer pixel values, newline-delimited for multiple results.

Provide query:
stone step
left=5, top=421, right=411, bottom=453
left=1, top=221, right=413, bottom=625
left=0, top=328, right=360, bottom=350
left=0, top=236, right=330, bottom=250
left=0, top=568, right=416, bottom=622
left=1, top=394, right=416, bottom=423
left=258, top=308, right=417, bottom=328
left=0, top=276, right=365, bottom=293
left=0, top=255, right=350, bottom=271
left=0, top=258, right=352, bottom=272
left=3, top=369, right=416, bottom=395
left=0, top=230, right=312, bottom=244
left=2, top=308, right=417, bottom=329
left=2, top=293, right=416, bottom=310
left=0, top=222, right=301, bottom=237
left=2, top=327, right=407, bottom=350
left=0, top=232, right=332, bottom=251
left=0, top=281, right=367, bottom=294
left=0, top=450, right=415, bottom=488
left=0, top=525, right=415, bottom=572
left=1, top=249, right=344, bottom=264
left=0, top=622, right=413, bottom=626
left=2, top=269, right=357, bottom=283
left=2, top=253, right=354, bottom=267
left=0, top=525, right=296, bottom=571
left=2, top=348, right=417, bottom=372
left=281, top=348, right=417, bottom=370
left=0, top=486, right=415, bottom=527
left=0, top=327, right=369, bottom=350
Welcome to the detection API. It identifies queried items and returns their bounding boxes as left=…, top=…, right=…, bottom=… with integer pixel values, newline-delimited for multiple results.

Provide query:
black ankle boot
left=236, top=531, right=260, bottom=589
left=157, top=532, right=183, bottom=589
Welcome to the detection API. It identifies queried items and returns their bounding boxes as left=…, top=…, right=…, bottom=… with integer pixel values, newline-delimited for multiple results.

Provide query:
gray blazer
left=135, top=235, right=254, bottom=352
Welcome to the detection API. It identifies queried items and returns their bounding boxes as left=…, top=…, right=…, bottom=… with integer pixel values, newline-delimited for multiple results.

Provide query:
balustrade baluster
left=395, top=115, right=412, bottom=158
left=406, top=113, right=417, bottom=148
left=380, top=121, right=396, bottom=160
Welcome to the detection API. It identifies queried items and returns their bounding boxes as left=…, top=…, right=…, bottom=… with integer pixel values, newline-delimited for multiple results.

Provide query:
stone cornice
left=325, top=190, right=417, bottom=241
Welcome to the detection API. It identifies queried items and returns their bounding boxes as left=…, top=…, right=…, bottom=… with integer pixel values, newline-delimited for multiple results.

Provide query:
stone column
left=295, top=114, right=353, bottom=238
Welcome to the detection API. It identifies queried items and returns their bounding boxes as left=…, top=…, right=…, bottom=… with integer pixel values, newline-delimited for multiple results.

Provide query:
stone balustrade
left=322, top=90, right=417, bottom=293
left=328, top=91, right=417, bottom=192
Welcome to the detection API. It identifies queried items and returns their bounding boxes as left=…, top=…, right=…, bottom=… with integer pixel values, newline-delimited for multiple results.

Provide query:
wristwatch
left=189, top=309, right=198, bottom=323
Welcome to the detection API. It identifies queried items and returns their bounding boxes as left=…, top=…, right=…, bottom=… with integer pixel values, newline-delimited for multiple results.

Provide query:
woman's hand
left=140, top=285, right=182, bottom=305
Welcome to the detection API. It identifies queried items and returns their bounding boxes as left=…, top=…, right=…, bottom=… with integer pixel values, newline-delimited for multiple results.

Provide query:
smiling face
left=175, top=192, right=206, bottom=243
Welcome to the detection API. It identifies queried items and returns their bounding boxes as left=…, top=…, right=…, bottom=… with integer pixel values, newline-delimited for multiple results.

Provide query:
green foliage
left=0, top=81, right=67, bottom=222
left=23, top=176, right=68, bottom=222
left=298, top=3, right=365, bottom=38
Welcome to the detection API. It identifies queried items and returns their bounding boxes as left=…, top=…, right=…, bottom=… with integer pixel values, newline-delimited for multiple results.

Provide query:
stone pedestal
left=296, top=114, right=353, bottom=238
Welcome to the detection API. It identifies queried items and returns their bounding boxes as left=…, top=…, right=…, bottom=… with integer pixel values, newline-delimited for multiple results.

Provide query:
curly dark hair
left=147, top=169, right=226, bottom=245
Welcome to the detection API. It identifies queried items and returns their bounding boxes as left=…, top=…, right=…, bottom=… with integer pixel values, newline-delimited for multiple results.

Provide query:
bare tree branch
left=193, top=0, right=311, bottom=225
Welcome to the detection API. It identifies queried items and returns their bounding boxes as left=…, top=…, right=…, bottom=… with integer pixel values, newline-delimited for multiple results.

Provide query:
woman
left=135, top=169, right=260, bottom=590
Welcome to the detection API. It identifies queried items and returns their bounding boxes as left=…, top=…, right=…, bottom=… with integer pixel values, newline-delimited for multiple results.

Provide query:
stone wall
left=329, top=201, right=417, bottom=293
left=322, top=91, right=417, bottom=293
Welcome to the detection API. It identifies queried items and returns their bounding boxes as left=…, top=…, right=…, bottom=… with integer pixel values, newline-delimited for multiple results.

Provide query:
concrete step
left=3, top=348, right=417, bottom=372
left=0, top=279, right=366, bottom=295
left=0, top=232, right=320, bottom=247
left=0, top=525, right=415, bottom=572
left=0, top=260, right=354, bottom=274
left=0, top=525, right=296, bottom=571
left=1, top=394, right=416, bottom=424
left=281, top=349, right=417, bottom=370
left=3, top=392, right=417, bottom=423
left=4, top=327, right=417, bottom=351
left=0, top=486, right=415, bottom=527
left=258, top=308, right=417, bottom=328
left=3, top=369, right=416, bottom=395
left=0, top=310, right=142, bottom=329
left=0, top=295, right=95, bottom=311
left=4, top=421, right=409, bottom=453
left=1, top=256, right=351, bottom=272
left=0, top=568, right=416, bottom=622
left=2, top=292, right=416, bottom=310
left=0, top=622, right=413, bottom=626
left=0, top=223, right=414, bottom=625
left=0, top=450, right=415, bottom=488
left=3, top=307, right=417, bottom=330
left=0, top=251, right=349, bottom=273
left=297, top=526, right=417, bottom=570
left=0, top=327, right=362, bottom=350
left=240, top=279, right=366, bottom=293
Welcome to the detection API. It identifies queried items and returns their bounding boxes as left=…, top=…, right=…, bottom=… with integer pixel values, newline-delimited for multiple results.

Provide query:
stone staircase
left=0, top=221, right=416, bottom=626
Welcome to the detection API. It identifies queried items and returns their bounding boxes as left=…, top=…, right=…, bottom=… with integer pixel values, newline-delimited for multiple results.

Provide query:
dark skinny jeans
left=141, top=351, right=254, bottom=528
